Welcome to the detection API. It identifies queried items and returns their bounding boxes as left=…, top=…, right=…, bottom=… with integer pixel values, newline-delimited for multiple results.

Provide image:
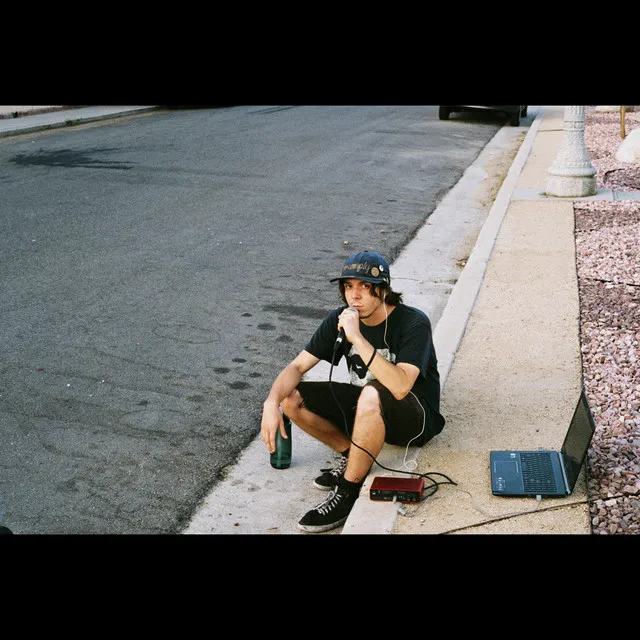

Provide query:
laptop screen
left=560, top=390, right=597, bottom=491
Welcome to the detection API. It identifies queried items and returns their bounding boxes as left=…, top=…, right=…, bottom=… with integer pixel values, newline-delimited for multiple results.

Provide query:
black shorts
left=296, top=380, right=440, bottom=447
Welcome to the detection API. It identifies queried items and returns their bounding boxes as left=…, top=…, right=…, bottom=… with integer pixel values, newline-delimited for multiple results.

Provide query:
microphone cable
left=328, top=335, right=456, bottom=501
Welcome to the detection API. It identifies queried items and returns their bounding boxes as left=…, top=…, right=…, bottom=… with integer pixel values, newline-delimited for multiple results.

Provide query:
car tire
left=438, top=106, right=450, bottom=120
left=509, top=110, right=520, bottom=126
left=521, top=106, right=528, bottom=117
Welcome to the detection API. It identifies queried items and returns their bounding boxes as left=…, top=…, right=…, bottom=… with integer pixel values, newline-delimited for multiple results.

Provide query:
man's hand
left=261, top=399, right=285, bottom=454
left=338, top=306, right=361, bottom=343
left=259, top=351, right=318, bottom=453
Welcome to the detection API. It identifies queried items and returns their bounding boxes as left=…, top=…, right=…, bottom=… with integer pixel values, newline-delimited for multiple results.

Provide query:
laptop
left=490, top=389, right=596, bottom=497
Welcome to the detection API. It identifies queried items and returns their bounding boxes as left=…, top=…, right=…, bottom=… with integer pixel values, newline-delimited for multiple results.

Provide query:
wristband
left=365, top=350, right=377, bottom=369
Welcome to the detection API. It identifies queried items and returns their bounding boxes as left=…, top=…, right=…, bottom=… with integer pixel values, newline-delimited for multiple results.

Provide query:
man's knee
left=280, top=389, right=304, bottom=418
left=355, top=383, right=383, bottom=419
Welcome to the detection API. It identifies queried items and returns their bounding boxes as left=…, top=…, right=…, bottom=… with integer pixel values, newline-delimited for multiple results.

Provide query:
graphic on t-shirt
left=347, top=346, right=394, bottom=387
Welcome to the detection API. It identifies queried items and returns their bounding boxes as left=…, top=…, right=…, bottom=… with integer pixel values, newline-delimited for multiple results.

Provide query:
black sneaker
left=298, top=483, right=360, bottom=533
left=313, top=454, right=348, bottom=490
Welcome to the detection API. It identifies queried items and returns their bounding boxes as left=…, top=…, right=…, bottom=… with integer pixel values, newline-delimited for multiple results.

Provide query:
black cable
left=329, top=340, right=457, bottom=501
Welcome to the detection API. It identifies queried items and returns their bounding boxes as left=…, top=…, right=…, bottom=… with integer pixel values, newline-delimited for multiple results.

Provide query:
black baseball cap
left=329, top=251, right=391, bottom=284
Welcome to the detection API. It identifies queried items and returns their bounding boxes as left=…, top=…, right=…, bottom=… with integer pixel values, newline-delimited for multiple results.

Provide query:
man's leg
left=343, top=384, right=385, bottom=484
left=297, top=384, right=385, bottom=533
left=280, top=387, right=351, bottom=454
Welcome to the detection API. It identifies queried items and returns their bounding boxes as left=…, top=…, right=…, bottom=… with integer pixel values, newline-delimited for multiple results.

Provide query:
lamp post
left=546, top=106, right=597, bottom=197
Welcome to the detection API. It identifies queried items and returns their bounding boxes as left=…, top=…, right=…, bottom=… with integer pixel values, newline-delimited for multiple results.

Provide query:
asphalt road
left=0, top=106, right=506, bottom=533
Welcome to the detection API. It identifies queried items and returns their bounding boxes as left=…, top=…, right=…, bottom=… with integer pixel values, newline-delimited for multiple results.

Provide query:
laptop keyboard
left=520, top=452, right=557, bottom=493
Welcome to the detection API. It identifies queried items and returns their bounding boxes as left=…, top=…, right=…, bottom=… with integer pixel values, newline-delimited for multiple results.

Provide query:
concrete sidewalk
left=352, top=106, right=640, bottom=535
left=389, top=106, right=604, bottom=534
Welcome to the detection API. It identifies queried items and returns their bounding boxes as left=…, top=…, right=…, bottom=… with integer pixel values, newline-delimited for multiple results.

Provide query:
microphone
left=335, top=307, right=359, bottom=346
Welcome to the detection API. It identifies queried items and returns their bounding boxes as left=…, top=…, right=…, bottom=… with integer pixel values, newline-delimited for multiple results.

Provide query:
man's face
left=342, top=279, right=384, bottom=320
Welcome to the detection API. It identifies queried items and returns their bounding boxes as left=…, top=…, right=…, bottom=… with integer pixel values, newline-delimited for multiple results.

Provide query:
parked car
left=438, top=105, right=527, bottom=126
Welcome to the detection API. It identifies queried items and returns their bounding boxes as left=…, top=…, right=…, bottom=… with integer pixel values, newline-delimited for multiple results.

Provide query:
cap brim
left=329, top=276, right=388, bottom=283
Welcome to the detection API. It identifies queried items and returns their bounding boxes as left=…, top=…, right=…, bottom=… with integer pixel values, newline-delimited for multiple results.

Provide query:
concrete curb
left=0, top=106, right=161, bottom=138
left=341, top=108, right=546, bottom=534
left=433, top=108, right=545, bottom=389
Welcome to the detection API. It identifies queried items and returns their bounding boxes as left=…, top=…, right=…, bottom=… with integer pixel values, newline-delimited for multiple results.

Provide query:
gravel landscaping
left=576, top=106, right=640, bottom=534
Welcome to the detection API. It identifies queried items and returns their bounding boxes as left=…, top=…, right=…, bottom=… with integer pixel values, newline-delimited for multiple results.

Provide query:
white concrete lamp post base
left=546, top=106, right=597, bottom=197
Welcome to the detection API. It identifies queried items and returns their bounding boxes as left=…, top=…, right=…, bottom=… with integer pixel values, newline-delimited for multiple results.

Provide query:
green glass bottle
left=270, top=414, right=292, bottom=469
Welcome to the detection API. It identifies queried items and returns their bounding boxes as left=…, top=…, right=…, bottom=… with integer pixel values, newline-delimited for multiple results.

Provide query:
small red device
left=369, top=476, right=425, bottom=503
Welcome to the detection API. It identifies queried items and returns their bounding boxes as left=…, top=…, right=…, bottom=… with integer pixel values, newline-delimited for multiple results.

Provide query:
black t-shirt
left=304, top=303, right=442, bottom=415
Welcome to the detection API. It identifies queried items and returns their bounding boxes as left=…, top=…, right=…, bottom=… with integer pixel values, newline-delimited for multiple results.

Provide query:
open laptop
left=490, top=389, right=596, bottom=497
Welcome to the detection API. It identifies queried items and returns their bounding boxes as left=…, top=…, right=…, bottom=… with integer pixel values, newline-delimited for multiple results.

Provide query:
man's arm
left=338, top=306, right=425, bottom=400
left=261, top=349, right=320, bottom=453
left=351, top=334, right=420, bottom=400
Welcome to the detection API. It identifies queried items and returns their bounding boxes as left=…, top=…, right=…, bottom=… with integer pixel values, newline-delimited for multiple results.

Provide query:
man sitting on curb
left=260, top=250, right=446, bottom=532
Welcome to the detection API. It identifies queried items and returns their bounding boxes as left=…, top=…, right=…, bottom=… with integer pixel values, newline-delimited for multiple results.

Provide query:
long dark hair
left=338, top=281, right=403, bottom=306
